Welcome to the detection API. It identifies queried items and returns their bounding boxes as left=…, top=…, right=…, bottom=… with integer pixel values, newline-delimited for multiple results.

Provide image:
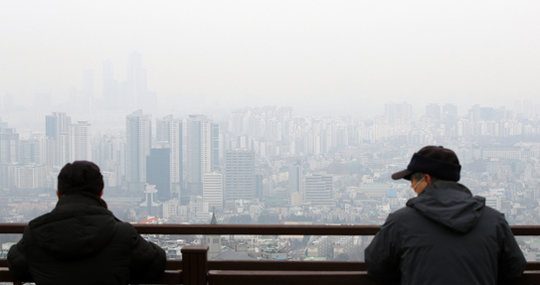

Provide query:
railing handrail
left=1, top=223, right=540, bottom=235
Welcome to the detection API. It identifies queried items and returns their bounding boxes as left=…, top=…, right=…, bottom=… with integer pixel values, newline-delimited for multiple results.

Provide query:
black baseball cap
left=391, top=146, right=461, bottom=181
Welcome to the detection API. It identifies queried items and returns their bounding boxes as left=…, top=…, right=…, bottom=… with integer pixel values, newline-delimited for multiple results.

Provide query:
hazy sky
left=1, top=0, right=540, bottom=116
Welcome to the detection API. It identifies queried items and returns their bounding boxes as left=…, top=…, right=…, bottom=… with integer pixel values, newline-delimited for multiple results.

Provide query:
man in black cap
left=8, top=161, right=166, bottom=285
left=365, top=146, right=526, bottom=284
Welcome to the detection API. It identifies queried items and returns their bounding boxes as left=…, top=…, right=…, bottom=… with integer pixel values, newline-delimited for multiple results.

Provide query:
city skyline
left=2, top=102, right=540, bottom=261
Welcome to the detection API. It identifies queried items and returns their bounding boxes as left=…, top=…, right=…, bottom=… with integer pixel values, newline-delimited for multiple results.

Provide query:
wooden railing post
left=181, top=246, right=208, bottom=285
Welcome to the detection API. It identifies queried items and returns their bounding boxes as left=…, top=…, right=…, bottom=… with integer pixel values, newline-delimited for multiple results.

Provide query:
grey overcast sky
left=1, top=0, right=540, bottom=116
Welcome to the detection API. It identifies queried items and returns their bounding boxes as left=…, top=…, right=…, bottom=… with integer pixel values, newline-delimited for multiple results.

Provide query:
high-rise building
left=169, top=119, right=183, bottom=201
left=45, top=112, right=71, bottom=167
left=384, top=103, right=413, bottom=124
left=156, top=117, right=171, bottom=143
left=304, top=174, right=333, bottom=206
left=70, top=121, right=91, bottom=161
left=225, top=150, right=255, bottom=202
left=186, top=115, right=212, bottom=198
left=103, top=60, right=121, bottom=109
left=127, top=52, right=157, bottom=113
left=12, top=165, right=47, bottom=189
left=211, top=123, right=220, bottom=171
left=125, top=110, right=151, bottom=190
left=255, top=173, right=264, bottom=199
left=93, top=134, right=124, bottom=185
left=425, top=104, right=441, bottom=122
left=288, top=161, right=303, bottom=193
left=19, top=137, right=42, bottom=165
left=203, top=172, right=224, bottom=211
left=156, top=115, right=184, bottom=201
left=146, top=148, right=171, bottom=202
left=442, top=104, right=458, bottom=123
left=0, top=125, right=19, bottom=164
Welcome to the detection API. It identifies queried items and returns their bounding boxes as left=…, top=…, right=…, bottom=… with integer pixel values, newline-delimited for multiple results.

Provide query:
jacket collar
left=418, top=180, right=472, bottom=196
left=56, top=192, right=107, bottom=209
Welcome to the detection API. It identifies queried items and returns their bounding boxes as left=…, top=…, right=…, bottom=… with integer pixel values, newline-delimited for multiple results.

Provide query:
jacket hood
left=28, top=193, right=118, bottom=260
left=406, top=180, right=485, bottom=233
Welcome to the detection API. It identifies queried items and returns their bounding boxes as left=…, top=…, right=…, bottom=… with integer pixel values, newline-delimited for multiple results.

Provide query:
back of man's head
left=57, top=161, right=104, bottom=196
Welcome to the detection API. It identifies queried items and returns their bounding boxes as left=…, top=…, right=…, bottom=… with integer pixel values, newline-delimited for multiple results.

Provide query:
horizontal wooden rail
left=2, top=223, right=540, bottom=235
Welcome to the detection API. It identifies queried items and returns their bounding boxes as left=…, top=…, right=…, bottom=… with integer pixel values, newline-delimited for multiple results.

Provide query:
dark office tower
left=125, top=110, right=151, bottom=190
left=225, top=150, right=255, bottom=202
left=288, top=161, right=303, bottom=193
left=147, top=148, right=171, bottom=202
left=186, top=115, right=212, bottom=198
left=255, top=173, right=264, bottom=199
left=45, top=112, right=71, bottom=167
left=156, top=115, right=183, bottom=201
left=425, top=104, right=441, bottom=122
left=211, top=123, right=220, bottom=171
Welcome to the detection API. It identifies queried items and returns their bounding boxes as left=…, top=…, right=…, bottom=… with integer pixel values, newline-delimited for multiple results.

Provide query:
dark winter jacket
left=365, top=180, right=526, bottom=285
left=7, top=193, right=166, bottom=285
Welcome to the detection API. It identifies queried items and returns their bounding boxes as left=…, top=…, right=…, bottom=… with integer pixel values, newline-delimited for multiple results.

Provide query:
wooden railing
left=1, top=224, right=539, bottom=284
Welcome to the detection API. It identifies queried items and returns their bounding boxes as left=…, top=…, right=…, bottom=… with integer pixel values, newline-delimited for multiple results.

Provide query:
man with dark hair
left=365, top=146, right=526, bottom=284
left=8, top=161, right=166, bottom=285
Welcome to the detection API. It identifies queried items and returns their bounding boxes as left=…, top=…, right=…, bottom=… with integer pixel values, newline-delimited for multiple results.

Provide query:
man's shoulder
left=112, top=220, right=141, bottom=240
left=389, top=206, right=418, bottom=221
left=479, top=204, right=507, bottom=222
left=28, top=203, right=113, bottom=228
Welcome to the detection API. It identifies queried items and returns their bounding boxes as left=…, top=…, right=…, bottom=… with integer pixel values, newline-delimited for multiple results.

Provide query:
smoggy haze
left=1, top=0, right=540, bottom=116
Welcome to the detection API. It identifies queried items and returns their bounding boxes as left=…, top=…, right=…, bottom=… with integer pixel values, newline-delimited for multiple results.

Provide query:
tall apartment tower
left=186, top=115, right=212, bottom=198
left=225, top=150, right=255, bottom=202
left=304, top=174, right=333, bottom=206
left=0, top=125, right=19, bottom=164
left=19, top=136, right=42, bottom=165
left=156, top=115, right=183, bottom=201
left=125, top=110, right=151, bottom=190
left=288, top=161, right=303, bottom=193
left=156, top=117, right=171, bottom=143
left=203, top=172, right=224, bottom=211
left=211, top=123, right=220, bottom=171
left=70, top=121, right=91, bottom=161
left=45, top=112, right=71, bottom=167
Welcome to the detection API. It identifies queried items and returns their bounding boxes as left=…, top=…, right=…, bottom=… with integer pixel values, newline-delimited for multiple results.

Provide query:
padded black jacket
left=8, top=193, right=166, bottom=285
left=365, top=180, right=526, bottom=285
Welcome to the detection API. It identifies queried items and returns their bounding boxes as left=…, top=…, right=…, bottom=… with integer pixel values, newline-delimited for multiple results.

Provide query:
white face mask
left=411, top=177, right=425, bottom=193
